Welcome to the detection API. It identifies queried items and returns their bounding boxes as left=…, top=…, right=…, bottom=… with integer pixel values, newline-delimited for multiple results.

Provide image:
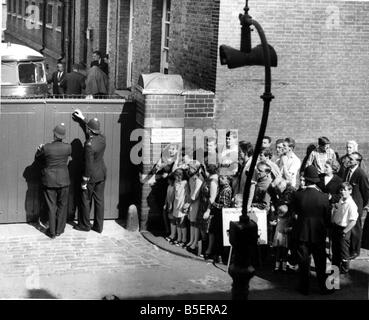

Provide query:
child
left=331, top=182, right=358, bottom=274
left=198, top=164, right=219, bottom=258
left=172, top=168, right=190, bottom=247
left=205, top=172, right=232, bottom=262
left=272, top=204, right=291, bottom=272
left=164, top=173, right=176, bottom=243
left=186, top=160, right=205, bottom=254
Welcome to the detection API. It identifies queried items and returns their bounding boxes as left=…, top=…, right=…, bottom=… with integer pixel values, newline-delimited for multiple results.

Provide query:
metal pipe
left=241, top=18, right=274, bottom=218
left=40, top=0, right=47, bottom=55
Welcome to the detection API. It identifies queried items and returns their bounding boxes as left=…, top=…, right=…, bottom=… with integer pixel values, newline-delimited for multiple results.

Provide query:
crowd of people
left=148, top=133, right=369, bottom=295
left=47, top=50, right=110, bottom=98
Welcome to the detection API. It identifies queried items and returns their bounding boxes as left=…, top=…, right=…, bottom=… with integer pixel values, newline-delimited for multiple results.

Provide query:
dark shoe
left=91, top=226, right=102, bottom=233
left=349, top=253, right=359, bottom=260
left=212, top=255, right=221, bottom=263
left=74, top=225, right=90, bottom=232
left=203, top=253, right=211, bottom=261
left=46, top=230, right=56, bottom=239
left=186, top=246, right=197, bottom=254
left=56, top=233, right=60, bottom=237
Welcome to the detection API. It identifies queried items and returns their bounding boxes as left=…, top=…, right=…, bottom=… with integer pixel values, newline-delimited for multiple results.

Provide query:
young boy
left=331, top=182, right=358, bottom=274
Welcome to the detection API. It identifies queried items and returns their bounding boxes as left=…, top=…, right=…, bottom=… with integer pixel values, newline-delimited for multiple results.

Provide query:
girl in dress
left=171, top=168, right=190, bottom=247
left=272, top=204, right=291, bottom=272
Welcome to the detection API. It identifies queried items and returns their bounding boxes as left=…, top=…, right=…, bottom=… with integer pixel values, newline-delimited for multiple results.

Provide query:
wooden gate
left=0, top=98, right=127, bottom=223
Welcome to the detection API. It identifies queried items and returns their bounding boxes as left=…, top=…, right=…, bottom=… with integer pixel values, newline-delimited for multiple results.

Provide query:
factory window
left=46, top=3, right=52, bottom=25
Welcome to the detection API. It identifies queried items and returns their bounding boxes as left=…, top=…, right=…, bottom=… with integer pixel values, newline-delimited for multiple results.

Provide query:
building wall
left=215, top=0, right=369, bottom=160
left=130, top=0, right=160, bottom=86
left=169, top=0, right=220, bottom=92
left=115, top=0, right=131, bottom=89
left=5, top=0, right=63, bottom=70
left=73, top=0, right=87, bottom=66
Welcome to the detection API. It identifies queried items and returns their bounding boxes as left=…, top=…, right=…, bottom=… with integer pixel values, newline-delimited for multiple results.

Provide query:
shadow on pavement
left=27, top=289, right=58, bottom=299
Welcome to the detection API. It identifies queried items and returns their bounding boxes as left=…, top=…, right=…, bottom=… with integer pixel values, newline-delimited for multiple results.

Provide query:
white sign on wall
left=151, top=128, right=182, bottom=144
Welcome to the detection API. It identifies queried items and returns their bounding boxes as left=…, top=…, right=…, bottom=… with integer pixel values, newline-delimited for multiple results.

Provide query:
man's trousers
left=43, top=186, right=69, bottom=236
left=79, top=180, right=105, bottom=232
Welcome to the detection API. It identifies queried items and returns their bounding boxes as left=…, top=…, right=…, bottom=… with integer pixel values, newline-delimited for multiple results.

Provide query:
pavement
left=0, top=220, right=368, bottom=300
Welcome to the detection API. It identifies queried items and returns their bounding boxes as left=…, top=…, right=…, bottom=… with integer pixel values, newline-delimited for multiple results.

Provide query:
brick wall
left=115, top=0, right=130, bottom=89
left=133, top=85, right=216, bottom=231
left=73, top=0, right=87, bottom=66
left=169, top=0, right=220, bottom=92
left=215, top=0, right=369, bottom=162
left=131, top=0, right=155, bottom=86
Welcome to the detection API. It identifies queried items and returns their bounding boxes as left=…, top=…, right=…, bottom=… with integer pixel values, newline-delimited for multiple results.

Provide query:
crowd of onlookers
left=147, top=132, right=369, bottom=294
left=47, top=50, right=110, bottom=98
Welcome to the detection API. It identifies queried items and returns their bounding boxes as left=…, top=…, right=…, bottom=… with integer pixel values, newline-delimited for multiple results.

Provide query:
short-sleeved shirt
left=331, top=196, right=358, bottom=227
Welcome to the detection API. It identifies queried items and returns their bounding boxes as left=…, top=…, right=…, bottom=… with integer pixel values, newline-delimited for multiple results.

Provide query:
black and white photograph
left=0, top=0, right=368, bottom=307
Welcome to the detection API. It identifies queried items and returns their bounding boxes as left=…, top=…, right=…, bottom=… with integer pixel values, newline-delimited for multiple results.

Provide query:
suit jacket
left=347, top=166, right=369, bottom=215
left=84, top=134, right=107, bottom=183
left=317, top=174, right=343, bottom=204
left=291, top=186, right=330, bottom=244
left=36, top=141, right=71, bottom=188
left=64, top=71, right=86, bottom=95
left=73, top=117, right=106, bottom=183
left=48, top=71, right=66, bottom=95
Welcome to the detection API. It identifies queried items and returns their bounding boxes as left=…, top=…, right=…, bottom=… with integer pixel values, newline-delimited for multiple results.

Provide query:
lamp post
left=219, top=0, right=277, bottom=300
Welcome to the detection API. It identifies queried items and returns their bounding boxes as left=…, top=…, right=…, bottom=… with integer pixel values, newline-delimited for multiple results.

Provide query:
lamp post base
left=229, top=264, right=255, bottom=300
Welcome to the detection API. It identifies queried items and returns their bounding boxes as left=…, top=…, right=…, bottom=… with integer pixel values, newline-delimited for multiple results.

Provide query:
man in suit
left=91, top=50, right=109, bottom=75
left=36, top=123, right=71, bottom=239
left=344, top=152, right=369, bottom=258
left=64, top=64, right=86, bottom=97
left=291, top=165, right=332, bottom=295
left=72, top=109, right=107, bottom=233
left=48, top=62, right=66, bottom=97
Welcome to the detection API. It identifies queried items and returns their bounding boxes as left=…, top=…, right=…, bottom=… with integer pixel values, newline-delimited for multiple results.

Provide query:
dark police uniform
left=36, top=140, right=71, bottom=237
left=291, top=184, right=331, bottom=294
left=73, top=116, right=106, bottom=232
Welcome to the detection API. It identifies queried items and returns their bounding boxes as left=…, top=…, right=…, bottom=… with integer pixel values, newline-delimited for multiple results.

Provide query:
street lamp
left=219, top=0, right=278, bottom=300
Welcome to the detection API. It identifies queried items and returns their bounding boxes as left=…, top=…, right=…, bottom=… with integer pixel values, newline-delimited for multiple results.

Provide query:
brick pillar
left=134, top=87, right=185, bottom=232
left=133, top=74, right=216, bottom=233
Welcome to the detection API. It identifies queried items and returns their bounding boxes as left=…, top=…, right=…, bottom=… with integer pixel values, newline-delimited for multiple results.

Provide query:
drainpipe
left=65, top=0, right=72, bottom=71
left=58, top=0, right=66, bottom=64
left=39, top=0, right=47, bottom=55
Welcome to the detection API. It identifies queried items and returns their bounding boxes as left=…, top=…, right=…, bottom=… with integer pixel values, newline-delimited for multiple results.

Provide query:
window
left=161, top=0, right=171, bottom=74
left=46, top=4, right=52, bottom=25
left=18, top=0, right=22, bottom=15
left=12, top=0, right=17, bottom=13
left=39, top=2, right=43, bottom=23
left=57, top=5, right=62, bottom=28
left=1, top=62, right=19, bottom=85
left=8, top=0, right=12, bottom=13
left=18, top=62, right=46, bottom=84
left=24, top=1, right=28, bottom=15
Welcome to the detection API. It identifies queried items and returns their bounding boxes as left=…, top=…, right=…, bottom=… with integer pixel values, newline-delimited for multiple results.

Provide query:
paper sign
left=248, top=207, right=268, bottom=245
left=151, top=128, right=182, bottom=143
left=222, top=207, right=268, bottom=246
left=222, top=208, right=242, bottom=247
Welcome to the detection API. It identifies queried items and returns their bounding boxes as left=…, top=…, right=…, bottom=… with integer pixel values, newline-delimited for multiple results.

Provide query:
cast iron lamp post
left=219, top=0, right=277, bottom=300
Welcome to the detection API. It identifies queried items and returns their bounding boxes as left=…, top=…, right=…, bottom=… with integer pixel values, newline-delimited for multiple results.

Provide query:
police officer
left=36, top=123, right=71, bottom=239
left=72, top=109, right=106, bottom=233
